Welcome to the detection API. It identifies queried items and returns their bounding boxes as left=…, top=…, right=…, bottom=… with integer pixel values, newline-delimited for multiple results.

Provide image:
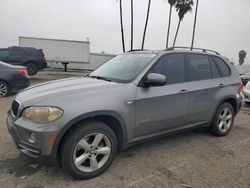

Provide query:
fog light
left=29, top=132, right=36, bottom=143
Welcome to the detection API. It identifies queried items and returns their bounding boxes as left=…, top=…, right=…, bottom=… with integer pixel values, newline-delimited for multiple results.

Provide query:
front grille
left=11, top=100, right=20, bottom=117
left=18, top=144, right=40, bottom=158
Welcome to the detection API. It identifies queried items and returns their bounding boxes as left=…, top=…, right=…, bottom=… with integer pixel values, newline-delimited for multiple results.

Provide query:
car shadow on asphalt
left=0, top=128, right=212, bottom=180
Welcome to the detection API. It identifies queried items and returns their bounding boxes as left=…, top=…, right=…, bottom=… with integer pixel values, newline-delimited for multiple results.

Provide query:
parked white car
left=242, top=82, right=250, bottom=104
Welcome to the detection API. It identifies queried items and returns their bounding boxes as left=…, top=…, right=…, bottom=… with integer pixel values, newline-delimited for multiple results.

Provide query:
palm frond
left=168, top=0, right=177, bottom=6
left=175, top=0, right=194, bottom=20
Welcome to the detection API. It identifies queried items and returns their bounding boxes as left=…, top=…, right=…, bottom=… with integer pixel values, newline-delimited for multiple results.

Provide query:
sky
left=0, top=0, right=249, bottom=64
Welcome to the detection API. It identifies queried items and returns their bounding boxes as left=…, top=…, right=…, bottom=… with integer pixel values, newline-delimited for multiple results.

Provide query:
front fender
left=52, top=110, right=128, bottom=152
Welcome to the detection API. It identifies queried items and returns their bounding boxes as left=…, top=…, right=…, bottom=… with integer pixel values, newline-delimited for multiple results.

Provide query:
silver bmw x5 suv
left=7, top=47, right=242, bottom=179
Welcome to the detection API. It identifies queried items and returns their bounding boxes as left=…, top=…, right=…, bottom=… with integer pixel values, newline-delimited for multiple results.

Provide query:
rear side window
left=28, top=49, right=44, bottom=57
left=10, top=49, right=26, bottom=57
left=0, top=50, right=9, bottom=58
left=150, top=53, right=185, bottom=84
left=212, top=57, right=231, bottom=77
left=210, top=59, right=221, bottom=78
left=187, top=54, right=212, bottom=81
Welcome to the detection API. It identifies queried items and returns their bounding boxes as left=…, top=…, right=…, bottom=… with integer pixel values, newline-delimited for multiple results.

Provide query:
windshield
left=89, top=53, right=156, bottom=83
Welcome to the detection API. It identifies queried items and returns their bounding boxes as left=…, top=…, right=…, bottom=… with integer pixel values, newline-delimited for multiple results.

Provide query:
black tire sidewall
left=0, top=81, right=10, bottom=97
left=210, top=103, right=235, bottom=136
left=61, top=121, right=118, bottom=179
left=26, top=63, right=38, bottom=75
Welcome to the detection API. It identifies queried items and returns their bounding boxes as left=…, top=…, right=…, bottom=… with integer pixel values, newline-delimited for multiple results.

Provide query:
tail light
left=43, top=56, right=47, bottom=62
left=240, top=82, right=244, bottom=91
left=18, top=69, right=27, bottom=75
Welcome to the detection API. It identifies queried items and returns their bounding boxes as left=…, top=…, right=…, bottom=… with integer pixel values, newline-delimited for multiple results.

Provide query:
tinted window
left=28, top=49, right=44, bottom=57
left=150, top=54, right=185, bottom=84
left=212, top=57, right=231, bottom=77
left=10, top=49, right=25, bottom=57
left=0, top=50, right=9, bottom=58
left=188, top=54, right=212, bottom=81
left=210, top=59, right=221, bottom=78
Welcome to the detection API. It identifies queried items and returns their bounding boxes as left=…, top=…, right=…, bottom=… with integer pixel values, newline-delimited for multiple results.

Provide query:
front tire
left=0, top=81, right=10, bottom=97
left=60, top=121, right=117, bottom=179
left=210, top=102, right=235, bottom=137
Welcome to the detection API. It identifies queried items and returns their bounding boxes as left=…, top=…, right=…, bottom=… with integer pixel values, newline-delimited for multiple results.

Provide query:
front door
left=135, top=53, right=190, bottom=137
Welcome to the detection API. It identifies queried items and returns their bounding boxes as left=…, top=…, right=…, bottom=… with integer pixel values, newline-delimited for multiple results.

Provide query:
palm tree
left=130, top=0, right=134, bottom=51
left=191, top=0, right=200, bottom=50
left=172, top=0, right=194, bottom=47
left=119, top=0, right=125, bottom=52
left=141, top=0, right=152, bottom=50
left=166, top=0, right=177, bottom=49
left=239, top=50, right=247, bottom=65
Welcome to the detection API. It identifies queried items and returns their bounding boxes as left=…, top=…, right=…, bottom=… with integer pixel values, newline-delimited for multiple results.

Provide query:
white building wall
left=47, top=53, right=115, bottom=70
left=19, top=37, right=90, bottom=63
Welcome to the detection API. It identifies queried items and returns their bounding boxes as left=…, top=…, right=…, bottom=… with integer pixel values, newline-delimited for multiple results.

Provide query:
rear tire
left=0, top=81, right=10, bottom=97
left=209, top=102, right=235, bottom=137
left=26, top=63, right=38, bottom=75
left=60, top=121, right=117, bottom=179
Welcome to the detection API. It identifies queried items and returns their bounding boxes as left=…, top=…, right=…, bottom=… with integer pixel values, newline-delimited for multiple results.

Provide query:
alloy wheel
left=218, top=107, right=233, bottom=132
left=0, top=83, right=8, bottom=97
left=27, top=64, right=37, bottom=75
left=73, top=133, right=111, bottom=173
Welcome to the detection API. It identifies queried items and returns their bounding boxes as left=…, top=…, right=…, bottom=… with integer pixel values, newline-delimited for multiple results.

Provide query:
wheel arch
left=0, top=79, right=11, bottom=90
left=214, top=96, right=239, bottom=117
left=53, top=111, right=128, bottom=155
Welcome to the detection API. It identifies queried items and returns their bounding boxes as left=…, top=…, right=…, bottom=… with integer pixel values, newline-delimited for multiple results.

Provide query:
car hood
left=16, top=77, right=121, bottom=105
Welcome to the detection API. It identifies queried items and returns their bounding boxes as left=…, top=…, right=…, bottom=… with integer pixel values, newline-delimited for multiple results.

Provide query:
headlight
left=22, top=106, right=63, bottom=124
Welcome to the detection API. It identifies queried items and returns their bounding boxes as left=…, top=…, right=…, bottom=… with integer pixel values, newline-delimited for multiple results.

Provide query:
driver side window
left=149, top=54, right=185, bottom=85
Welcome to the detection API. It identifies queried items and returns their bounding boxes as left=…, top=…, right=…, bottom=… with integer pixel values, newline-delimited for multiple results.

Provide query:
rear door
left=135, top=53, right=191, bottom=137
left=187, top=53, right=221, bottom=124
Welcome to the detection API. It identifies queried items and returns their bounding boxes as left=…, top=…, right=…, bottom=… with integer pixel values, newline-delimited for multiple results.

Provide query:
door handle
left=178, top=89, right=189, bottom=94
left=218, top=83, right=224, bottom=87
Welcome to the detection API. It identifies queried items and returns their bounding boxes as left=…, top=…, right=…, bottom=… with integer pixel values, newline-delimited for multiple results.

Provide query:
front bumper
left=6, top=111, right=58, bottom=164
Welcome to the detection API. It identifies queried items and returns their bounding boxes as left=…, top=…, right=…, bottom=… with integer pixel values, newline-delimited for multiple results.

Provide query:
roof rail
left=127, top=49, right=151, bottom=52
left=166, top=46, right=220, bottom=55
left=9, top=46, right=36, bottom=49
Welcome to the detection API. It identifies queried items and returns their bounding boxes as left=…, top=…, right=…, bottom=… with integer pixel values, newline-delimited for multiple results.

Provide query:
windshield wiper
left=87, top=75, right=112, bottom=82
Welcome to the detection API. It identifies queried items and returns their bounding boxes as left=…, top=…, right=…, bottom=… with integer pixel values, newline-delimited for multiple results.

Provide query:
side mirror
left=142, top=73, right=166, bottom=87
